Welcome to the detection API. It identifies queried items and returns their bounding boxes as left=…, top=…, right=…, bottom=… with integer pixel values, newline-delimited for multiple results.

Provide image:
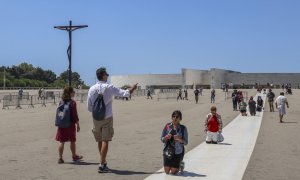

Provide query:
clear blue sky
left=0, top=0, right=299, bottom=85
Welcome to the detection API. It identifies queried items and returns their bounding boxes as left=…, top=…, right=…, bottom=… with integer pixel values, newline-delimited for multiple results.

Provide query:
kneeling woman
left=161, top=110, right=188, bottom=174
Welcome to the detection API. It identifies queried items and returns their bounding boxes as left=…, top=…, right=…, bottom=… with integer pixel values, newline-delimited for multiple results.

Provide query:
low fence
left=2, top=93, right=88, bottom=109
left=157, top=89, right=178, bottom=101
left=0, top=92, right=30, bottom=103
left=131, top=89, right=148, bottom=97
left=114, top=89, right=148, bottom=100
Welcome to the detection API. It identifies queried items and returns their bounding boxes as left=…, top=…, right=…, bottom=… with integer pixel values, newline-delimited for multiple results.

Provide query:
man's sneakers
left=98, top=163, right=110, bottom=173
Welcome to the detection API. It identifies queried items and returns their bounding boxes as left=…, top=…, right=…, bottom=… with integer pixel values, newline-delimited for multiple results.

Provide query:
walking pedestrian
left=18, top=88, right=23, bottom=99
left=87, top=67, right=138, bottom=173
left=267, top=89, right=275, bottom=112
left=275, top=92, right=289, bottom=123
left=231, top=89, right=238, bottom=111
left=147, top=89, right=153, bottom=99
left=55, top=86, right=82, bottom=164
left=184, top=89, right=188, bottom=100
left=38, top=88, right=42, bottom=100
left=194, top=89, right=200, bottom=104
left=210, top=89, right=216, bottom=103
left=177, top=89, right=183, bottom=100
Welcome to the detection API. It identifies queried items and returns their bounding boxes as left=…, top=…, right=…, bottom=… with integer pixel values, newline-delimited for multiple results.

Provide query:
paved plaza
left=0, top=89, right=299, bottom=180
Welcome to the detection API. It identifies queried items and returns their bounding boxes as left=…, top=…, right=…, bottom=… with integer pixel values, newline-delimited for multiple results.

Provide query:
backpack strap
left=180, top=124, right=186, bottom=140
left=180, top=124, right=186, bottom=156
left=98, top=83, right=107, bottom=95
left=165, top=122, right=171, bottom=132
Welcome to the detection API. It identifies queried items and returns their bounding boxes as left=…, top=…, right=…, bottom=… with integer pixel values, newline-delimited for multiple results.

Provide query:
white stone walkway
left=145, top=93, right=266, bottom=180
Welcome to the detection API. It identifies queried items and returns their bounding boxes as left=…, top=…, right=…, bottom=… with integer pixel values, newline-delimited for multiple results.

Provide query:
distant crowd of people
left=231, top=88, right=290, bottom=122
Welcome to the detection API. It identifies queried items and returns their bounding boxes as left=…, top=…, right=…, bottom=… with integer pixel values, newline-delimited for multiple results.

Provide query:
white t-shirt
left=276, top=95, right=287, bottom=108
left=87, top=81, right=130, bottom=119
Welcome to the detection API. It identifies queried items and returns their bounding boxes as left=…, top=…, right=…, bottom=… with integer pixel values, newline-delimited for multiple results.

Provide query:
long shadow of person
left=66, top=161, right=99, bottom=166
left=180, top=171, right=207, bottom=177
left=217, top=142, right=232, bottom=145
left=110, top=169, right=162, bottom=176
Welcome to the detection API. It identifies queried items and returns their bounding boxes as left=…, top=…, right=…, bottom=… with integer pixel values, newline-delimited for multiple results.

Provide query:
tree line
left=0, top=63, right=88, bottom=88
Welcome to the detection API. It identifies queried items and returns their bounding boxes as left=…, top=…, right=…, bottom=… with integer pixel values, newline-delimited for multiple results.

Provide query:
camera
left=170, top=129, right=177, bottom=136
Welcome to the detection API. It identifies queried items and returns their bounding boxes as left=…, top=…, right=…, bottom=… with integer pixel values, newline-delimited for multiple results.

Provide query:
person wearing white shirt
left=275, top=92, right=289, bottom=123
left=87, top=67, right=137, bottom=173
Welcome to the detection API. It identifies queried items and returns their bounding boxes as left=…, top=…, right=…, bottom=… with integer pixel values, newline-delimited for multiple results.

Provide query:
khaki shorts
left=92, top=117, right=114, bottom=142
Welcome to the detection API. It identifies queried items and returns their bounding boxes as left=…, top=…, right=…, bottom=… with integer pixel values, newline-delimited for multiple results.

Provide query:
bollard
left=53, top=96, right=57, bottom=105
left=42, top=98, right=46, bottom=107
left=80, top=93, right=83, bottom=103
left=16, top=96, right=22, bottom=109
left=28, top=96, right=34, bottom=108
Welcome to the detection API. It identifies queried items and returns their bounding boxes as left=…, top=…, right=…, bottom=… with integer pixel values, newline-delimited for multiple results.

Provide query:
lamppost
left=54, top=21, right=88, bottom=86
left=3, top=67, right=5, bottom=90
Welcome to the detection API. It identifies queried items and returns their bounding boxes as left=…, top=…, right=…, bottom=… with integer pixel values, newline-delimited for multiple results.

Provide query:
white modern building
left=111, top=68, right=300, bottom=89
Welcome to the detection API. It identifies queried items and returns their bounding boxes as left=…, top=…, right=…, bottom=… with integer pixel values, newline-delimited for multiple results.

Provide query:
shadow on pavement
left=181, top=171, right=207, bottom=177
left=218, top=143, right=232, bottom=145
left=66, top=161, right=99, bottom=165
left=282, top=121, right=298, bottom=123
left=110, top=169, right=161, bottom=175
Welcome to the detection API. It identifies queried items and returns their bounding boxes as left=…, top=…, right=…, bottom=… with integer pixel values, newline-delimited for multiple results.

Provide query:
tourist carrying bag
left=55, top=101, right=71, bottom=128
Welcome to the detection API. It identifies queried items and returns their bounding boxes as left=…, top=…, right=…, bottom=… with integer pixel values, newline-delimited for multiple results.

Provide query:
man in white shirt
left=87, top=67, right=137, bottom=173
left=275, top=92, right=289, bottom=123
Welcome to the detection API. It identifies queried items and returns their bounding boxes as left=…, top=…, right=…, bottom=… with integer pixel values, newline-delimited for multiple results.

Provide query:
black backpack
left=55, top=101, right=71, bottom=128
left=92, top=89, right=106, bottom=121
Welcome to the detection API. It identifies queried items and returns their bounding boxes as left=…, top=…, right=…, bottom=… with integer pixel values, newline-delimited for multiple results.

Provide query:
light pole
left=3, top=67, right=5, bottom=90
left=54, top=21, right=88, bottom=86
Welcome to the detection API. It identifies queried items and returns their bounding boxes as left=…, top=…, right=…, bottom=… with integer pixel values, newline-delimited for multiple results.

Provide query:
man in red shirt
left=205, top=106, right=223, bottom=144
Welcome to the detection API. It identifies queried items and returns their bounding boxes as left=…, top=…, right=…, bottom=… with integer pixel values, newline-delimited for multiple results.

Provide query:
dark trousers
left=233, top=100, right=238, bottom=110
left=269, top=101, right=274, bottom=112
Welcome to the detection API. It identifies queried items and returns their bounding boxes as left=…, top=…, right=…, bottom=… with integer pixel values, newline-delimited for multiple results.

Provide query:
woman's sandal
left=58, top=158, right=64, bottom=164
left=72, top=155, right=83, bottom=161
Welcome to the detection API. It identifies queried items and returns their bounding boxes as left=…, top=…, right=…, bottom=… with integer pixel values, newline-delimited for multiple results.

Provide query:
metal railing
left=157, top=89, right=178, bottom=101
left=131, top=89, right=148, bottom=97
left=2, top=93, right=88, bottom=110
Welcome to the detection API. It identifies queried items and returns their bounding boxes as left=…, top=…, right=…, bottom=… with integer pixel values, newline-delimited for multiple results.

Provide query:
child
left=205, top=106, right=222, bottom=144
left=239, top=99, right=248, bottom=116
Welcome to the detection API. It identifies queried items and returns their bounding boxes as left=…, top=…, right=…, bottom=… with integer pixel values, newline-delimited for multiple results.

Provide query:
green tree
left=58, top=70, right=84, bottom=87
left=0, top=63, right=87, bottom=88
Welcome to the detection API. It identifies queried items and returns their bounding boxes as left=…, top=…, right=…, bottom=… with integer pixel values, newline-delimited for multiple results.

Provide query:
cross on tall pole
left=54, top=20, right=88, bottom=86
